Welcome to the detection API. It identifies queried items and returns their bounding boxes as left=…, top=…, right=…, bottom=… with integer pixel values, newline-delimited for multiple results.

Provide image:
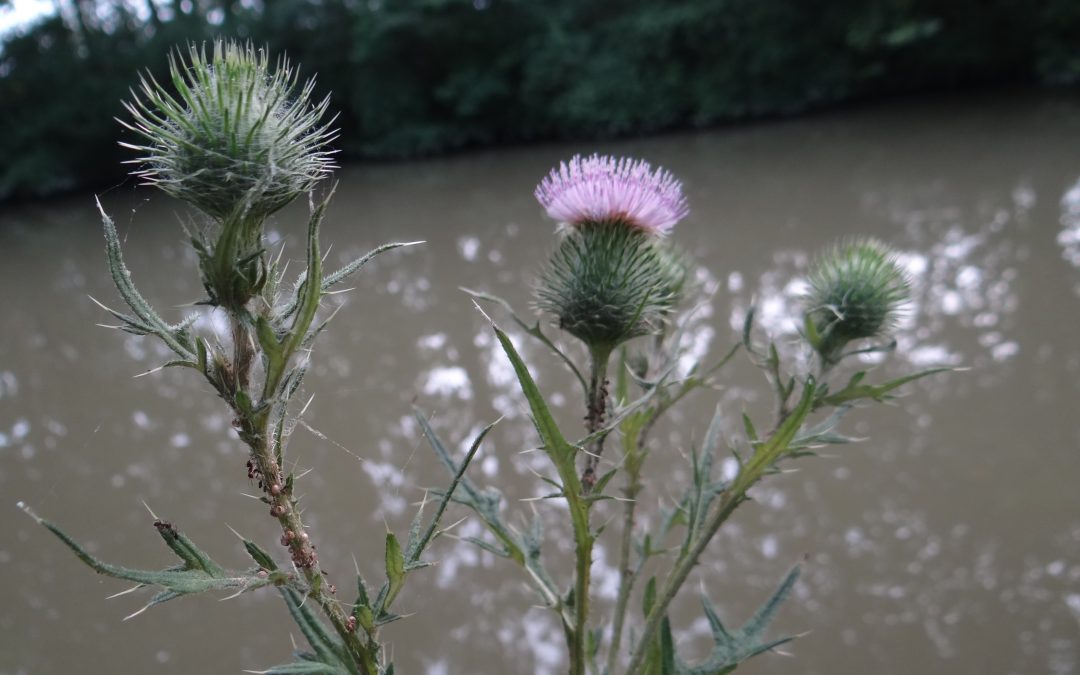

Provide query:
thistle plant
left=19, top=42, right=952, bottom=675
left=455, top=155, right=951, bottom=675
left=18, top=40, right=475, bottom=675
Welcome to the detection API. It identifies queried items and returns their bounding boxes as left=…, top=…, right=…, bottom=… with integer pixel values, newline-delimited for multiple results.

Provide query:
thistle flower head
left=121, top=40, right=336, bottom=221
left=535, top=223, right=681, bottom=352
left=534, top=154, right=689, bottom=235
left=804, top=239, right=911, bottom=366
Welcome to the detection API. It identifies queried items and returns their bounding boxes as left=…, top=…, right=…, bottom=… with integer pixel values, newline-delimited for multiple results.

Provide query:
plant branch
left=624, top=380, right=816, bottom=675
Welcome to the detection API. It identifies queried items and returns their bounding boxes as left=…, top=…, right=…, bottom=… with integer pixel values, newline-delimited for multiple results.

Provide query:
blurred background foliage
left=1, top=0, right=1078, bottom=201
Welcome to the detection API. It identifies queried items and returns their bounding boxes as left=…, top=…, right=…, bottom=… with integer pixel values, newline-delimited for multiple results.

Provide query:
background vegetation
left=1, top=0, right=1078, bottom=201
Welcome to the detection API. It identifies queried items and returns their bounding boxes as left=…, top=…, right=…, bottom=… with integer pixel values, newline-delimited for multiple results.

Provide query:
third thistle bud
left=804, top=238, right=911, bottom=367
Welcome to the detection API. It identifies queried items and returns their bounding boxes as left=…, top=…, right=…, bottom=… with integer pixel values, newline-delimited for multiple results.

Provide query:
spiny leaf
left=405, top=418, right=497, bottom=565
left=742, top=564, right=801, bottom=637
left=414, top=409, right=524, bottom=565
left=98, top=200, right=195, bottom=359
left=464, top=287, right=588, bottom=396
left=243, top=539, right=278, bottom=571
left=278, top=241, right=421, bottom=322
left=321, top=241, right=422, bottom=292
left=814, top=367, right=951, bottom=409
left=675, top=565, right=802, bottom=675
left=18, top=503, right=272, bottom=618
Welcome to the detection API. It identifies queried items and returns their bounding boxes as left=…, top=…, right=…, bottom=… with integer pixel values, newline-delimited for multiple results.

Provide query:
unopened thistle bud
left=121, top=40, right=336, bottom=310
left=804, top=239, right=911, bottom=367
left=533, top=155, right=690, bottom=352
left=121, top=40, right=336, bottom=222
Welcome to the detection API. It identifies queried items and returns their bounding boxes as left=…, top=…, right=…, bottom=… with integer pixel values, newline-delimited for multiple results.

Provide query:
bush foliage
left=1, top=0, right=1078, bottom=200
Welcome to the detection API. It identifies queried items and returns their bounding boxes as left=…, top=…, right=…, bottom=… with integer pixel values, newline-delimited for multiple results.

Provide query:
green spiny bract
left=804, top=238, right=911, bottom=367
left=121, top=40, right=336, bottom=223
left=535, top=223, right=681, bottom=352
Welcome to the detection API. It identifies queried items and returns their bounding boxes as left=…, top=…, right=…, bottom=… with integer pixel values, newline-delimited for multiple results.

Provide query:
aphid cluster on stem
left=293, top=543, right=318, bottom=569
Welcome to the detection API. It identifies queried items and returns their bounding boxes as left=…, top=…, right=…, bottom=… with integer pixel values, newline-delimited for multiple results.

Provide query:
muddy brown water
left=2, top=92, right=1079, bottom=675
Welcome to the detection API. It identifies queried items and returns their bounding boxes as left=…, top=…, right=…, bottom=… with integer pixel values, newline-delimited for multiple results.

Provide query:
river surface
left=2, top=92, right=1080, bottom=675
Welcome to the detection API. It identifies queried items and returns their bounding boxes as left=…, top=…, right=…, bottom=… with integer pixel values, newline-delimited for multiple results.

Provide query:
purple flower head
left=534, top=154, right=689, bottom=235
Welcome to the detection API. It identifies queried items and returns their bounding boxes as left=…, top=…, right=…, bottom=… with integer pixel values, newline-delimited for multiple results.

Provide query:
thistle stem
left=605, top=476, right=640, bottom=674
left=581, top=345, right=612, bottom=491
left=567, top=345, right=611, bottom=675
left=227, top=315, right=378, bottom=675
left=570, top=524, right=593, bottom=675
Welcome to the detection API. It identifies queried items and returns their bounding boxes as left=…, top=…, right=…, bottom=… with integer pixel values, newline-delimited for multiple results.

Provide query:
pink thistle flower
left=534, top=154, right=689, bottom=235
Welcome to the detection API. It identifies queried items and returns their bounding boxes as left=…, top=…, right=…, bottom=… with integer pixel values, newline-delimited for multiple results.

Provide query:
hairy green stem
left=570, top=345, right=612, bottom=675
left=570, top=517, right=593, bottom=675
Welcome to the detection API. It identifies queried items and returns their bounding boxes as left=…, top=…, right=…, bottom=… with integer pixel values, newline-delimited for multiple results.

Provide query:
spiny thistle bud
left=533, top=155, right=690, bottom=352
left=121, top=40, right=336, bottom=222
left=120, top=41, right=336, bottom=311
left=804, top=239, right=911, bottom=367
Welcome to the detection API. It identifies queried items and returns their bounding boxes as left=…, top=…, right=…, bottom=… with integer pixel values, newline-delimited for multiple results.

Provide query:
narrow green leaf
left=701, top=594, right=733, bottom=641
left=243, top=539, right=278, bottom=571
left=742, top=413, right=759, bottom=443
left=741, top=304, right=757, bottom=355
left=659, top=616, right=676, bottom=675
left=742, top=564, right=801, bottom=638
left=491, top=324, right=576, bottom=468
left=383, top=532, right=406, bottom=605
left=643, top=576, right=657, bottom=617
left=590, top=468, right=618, bottom=496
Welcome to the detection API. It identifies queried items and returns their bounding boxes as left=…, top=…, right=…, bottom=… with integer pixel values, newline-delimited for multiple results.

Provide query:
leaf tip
left=16, top=501, right=41, bottom=523
left=471, top=299, right=496, bottom=326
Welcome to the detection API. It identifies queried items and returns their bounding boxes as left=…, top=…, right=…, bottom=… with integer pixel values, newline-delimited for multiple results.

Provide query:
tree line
left=1, top=0, right=1077, bottom=201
